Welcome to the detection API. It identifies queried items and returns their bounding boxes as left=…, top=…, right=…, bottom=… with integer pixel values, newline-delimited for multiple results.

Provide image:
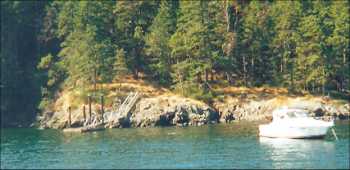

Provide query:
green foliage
left=326, top=0, right=350, bottom=92
left=37, top=54, right=65, bottom=88
left=113, top=48, right=129, bottom=78
left=57, top=1, right=116, bottom=89
left=38, top=97, right=51, bottom=111
left=270, top=1, right=302, bottom=89
left=144, top=0, right=177, bottom=85
left=114, top=1, right=159, bottom=78
left=294, top=1, right=328, bottom=92
left=2, top=0, right=350, bottom=127
left=169, top=0, right=226, bottom=95
left=37, top=54, right=54, bottom=70
left=237, top=1, right=275, bottom=86
left=173, top=81, right=213, bottom=103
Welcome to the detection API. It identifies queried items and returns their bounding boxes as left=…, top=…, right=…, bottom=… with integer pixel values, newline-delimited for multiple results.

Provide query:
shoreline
left=35, top=90, right=350, bottom=130
left=2, top=119, right=350, bottom=130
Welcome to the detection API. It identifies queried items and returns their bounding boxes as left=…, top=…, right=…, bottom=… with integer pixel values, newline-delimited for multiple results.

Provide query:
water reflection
left=259, top=137, right=336, bottom=169
left=1, top=122, right=348, bottom=169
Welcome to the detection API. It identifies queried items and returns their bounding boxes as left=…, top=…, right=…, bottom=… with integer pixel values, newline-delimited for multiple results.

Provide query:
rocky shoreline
left=215, top=96, right=350, bottom=122
left=37, top=93, right=350, bottom=129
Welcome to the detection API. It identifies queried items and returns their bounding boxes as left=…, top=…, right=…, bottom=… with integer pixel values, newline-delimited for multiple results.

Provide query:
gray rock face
left=37, top=105, right=104, bottom=129
left=37, top=94, right=349, bottom=129
left=218, top=106, right=236, bottom=123
left=38, top=95, right=218, bottom=129
left=216, top=99, right=274, bottom=123
left=130, top=96, right=218, bottom=127
left=215, top=97, right=349, bottom=123
left=309, top=103, right=350, bottom=120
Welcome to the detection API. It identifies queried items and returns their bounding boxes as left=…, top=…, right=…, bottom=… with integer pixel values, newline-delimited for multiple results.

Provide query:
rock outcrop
left=38, top=95, right=219, bottom=129
left=214, top=96, right=349, bottom=122
left=130, top=95, right=218, bottom=127
left=215, top=98, right=274, bottom=122
left=37, top=92, right=349, bottom=129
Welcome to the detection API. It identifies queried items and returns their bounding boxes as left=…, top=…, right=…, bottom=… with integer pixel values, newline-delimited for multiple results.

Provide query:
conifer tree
left=270, top=1, right=302, bottom=89
left=295, top=1, right=330, bottom=93
left=57, top=1, right=115, bottom=91
left=327, top=0, right=350, bottom=92
left=113, top=48, right=129, bottom=78
left=237, top=1, right=274, bottom=86
left=144, top=0, right=178, bottom=85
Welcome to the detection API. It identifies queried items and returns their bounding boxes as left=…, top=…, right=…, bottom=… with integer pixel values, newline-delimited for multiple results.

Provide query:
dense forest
left=1, top=0, right=349, bottom=127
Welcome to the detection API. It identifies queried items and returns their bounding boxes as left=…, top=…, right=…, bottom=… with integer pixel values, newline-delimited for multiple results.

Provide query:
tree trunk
left=225, top=71, right=230, bottom=83
left=197, top=72, right=202, bottom=83
left=133, top=68, right=138, bottom=79
left=251, top=57, right=254, bottom=80
left=83, top=105, right=86, bottom=122
left=205, top=69, right=209, bottom=82
left=280, top=58, right=283, bottom=73
left=226, top=2, right=232, bottom=32
left=243, top=56, right=247, bottom=86
left=290, top=61, right=294, bottom=91
left=100, top=95, right=104, bottom=124
left=177, top=70, right=184, bottom=95
left=303, top=63, right=307, bottom=91
left=94, top=68, right=97, bottom=93
left=281, top=42, right=285, bottom=73
left=322, top=66, right=326, bottom=95
left=342, top=49, right=346, bottom=92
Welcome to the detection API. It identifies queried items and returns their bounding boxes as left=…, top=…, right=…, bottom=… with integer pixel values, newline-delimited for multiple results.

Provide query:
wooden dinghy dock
left=63, top=92, right=140, bottom=133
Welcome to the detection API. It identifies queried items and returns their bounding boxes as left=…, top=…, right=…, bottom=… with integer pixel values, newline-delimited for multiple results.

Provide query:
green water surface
left=1, top=121, right=349, bottom=169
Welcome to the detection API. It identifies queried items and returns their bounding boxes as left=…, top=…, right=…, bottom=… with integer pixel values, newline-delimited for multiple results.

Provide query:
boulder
left=218, top=106, right=235, bottom=123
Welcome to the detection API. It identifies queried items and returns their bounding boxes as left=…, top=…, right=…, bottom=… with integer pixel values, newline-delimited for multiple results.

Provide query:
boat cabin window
left=284, top=111, right=308, bottom=118
left=272, top=108, right=309, bottom=120
left=294, top=111, right=308, bottom=118
left=286, top=112, right=296, bottom=118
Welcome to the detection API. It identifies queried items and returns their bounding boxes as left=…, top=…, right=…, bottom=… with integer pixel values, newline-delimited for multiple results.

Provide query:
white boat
left=259, top=107, right=334, bottom=139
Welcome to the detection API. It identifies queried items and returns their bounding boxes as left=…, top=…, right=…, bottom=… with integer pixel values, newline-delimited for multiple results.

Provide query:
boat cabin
left=272, top=108, right=309, bottom=121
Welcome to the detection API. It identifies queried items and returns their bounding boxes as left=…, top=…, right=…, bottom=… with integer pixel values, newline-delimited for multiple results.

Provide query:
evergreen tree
left=113, top=48, right=128, bottom=78
left=223, top=0, right=249, bottom=85
left=169, top=0, right=206, bottom=93
left=205, top=1, right=227, bottom=82
left=237, top=1, right=274, bottom=86
left=295, top=1, right=330, bottom=93
left=170, top=1, right=224, bottom=90
left=57, top=1, right=115, bottom=91
left=2, top=0, right=350, bottom=127
left=270, top=1, right=302, bottom=89
left=114, top=1, right=158, bottom=79
left=144, top=0, right=178, bottom=85
left=327, top=0, right=350, bottom=92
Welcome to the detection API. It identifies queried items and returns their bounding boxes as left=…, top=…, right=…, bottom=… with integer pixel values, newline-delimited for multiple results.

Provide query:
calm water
left=1, top=121, right=349, bottom=169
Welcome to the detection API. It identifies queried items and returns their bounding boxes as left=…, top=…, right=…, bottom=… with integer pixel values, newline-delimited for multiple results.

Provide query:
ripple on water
left=1, top=121, right=349, bottom=169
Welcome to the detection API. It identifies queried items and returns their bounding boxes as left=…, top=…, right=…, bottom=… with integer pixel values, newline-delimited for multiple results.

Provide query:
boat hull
left=259, top=124, right=331, bottom=139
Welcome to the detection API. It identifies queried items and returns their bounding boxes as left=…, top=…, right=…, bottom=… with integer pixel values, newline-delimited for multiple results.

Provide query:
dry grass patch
left=218, top=86, right=289, bottom=95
